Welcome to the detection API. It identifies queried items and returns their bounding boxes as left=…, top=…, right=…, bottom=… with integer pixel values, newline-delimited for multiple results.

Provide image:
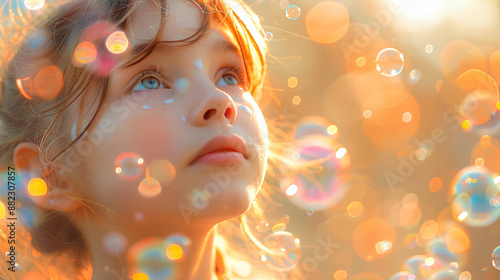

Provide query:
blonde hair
left=0, top=0, right=322, bottom=279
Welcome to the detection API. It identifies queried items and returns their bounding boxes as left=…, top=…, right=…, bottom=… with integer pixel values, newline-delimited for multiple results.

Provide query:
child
left=0, top=0, right=313, bottom=279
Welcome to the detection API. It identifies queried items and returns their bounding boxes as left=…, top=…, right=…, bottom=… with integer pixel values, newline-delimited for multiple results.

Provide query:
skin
left=13, top=0, right=269, bottom=279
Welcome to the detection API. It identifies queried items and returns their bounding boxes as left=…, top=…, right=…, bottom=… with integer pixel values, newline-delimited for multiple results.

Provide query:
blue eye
left=132, top=76, right=166, bottom=91
left=217, top=73, right=239, bottom=86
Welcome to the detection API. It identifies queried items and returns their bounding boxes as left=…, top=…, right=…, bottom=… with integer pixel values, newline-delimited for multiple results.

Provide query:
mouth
left=189, top=134, right=248, bottom=165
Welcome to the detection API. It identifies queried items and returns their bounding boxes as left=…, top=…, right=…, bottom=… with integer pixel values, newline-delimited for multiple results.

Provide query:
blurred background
left=2, top=0, right=500, bottom=279
left=249, top=0, right=500, bottom=279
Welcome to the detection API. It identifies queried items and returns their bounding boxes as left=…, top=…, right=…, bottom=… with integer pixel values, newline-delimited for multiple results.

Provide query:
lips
left=190, top=134, right=249, bottom=165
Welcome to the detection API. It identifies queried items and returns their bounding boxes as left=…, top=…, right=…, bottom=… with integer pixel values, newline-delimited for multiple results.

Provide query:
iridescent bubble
left=306, top=208, right=314, bottom=216
left=295, top=115, right=333, bottom=138
left=114, top=151, right=145, bottom=181
left=102, top=231, right=128, bottom=254
left=286, top=5, right=301, bottom=20
left=261, top=231, right=301, bottom=271
left=25, top=0, right=44, bottom=10
left=375, top=48, right=405, bottom=77
left=106, top=31, right=129, bottom=54
left=449, top=262, right=459, bottom=272
left=265, top=32, right=273, bottom=41
left=403, top=255, right=443, bottom=278
left=492, top=246, right=500, bottom=270
left=450, top=166, right=500, bottom=226
left=127, top=237, right=177, bottom=279
left=280, top=134, right=350, bottom=211
left=409, top=69, right=421, bottom=84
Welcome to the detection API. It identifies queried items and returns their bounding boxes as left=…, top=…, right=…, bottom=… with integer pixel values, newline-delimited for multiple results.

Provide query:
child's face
left=72, top=0, right=269, bottom=229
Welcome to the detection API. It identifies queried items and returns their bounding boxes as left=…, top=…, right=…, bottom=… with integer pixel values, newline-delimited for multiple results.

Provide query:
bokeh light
left=305, top=1, right=349, bottom=44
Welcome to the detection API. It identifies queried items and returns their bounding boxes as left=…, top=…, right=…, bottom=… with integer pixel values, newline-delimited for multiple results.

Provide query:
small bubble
left=307, top=208, right=314, bottom=216
left=425, top=44, right=433, bottom=54
left=286, top=5, right=301, bottom=20
left=375, top=48, right=405, bottom=77
left=265, top=32, right=273, bottom=41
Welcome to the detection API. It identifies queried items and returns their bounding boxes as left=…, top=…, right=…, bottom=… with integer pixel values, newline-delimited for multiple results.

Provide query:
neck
left=77, top=219, right=220, bottom=280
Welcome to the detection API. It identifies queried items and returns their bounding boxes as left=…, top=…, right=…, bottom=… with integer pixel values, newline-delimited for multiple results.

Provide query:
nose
left=191, top=87, right=238, bottom=126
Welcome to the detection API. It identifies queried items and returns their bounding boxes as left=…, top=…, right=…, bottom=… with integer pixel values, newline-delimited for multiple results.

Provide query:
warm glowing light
left=292, top=95, right=301, bottom=105
left=16, top=77, right=33, bottom=100
left=166, top=244, right=183, bottom=260
left=480, top=135, right=491, bottom=149
left=461, top=120, right=472, bottom=131
left=35, top=66, right=64, bottom=99
left=25, top=0, right=45, bottom=10
left=133, top=273, right=149, bottom=280
left=347, top=201, right=363, bottom=218
left=420, top=220, right=438, bottom=240
left=28, top=178, right=48, bottom=196
left=374, top=240, right=392, bottom=254
left=458, top=211, right=468, bottom=221
left=286, top=184, right=298, bottom=196
left=335, top=147, right=347, bottom=159
left=475, top=158, right=484, bottom=168
left=0, top=202, right=5, bottom=219
left=429, top=177, right=442, bottom=192
left=327, top=125, right=338, bottom=135
left=305, top=1, right=350, bottom=44
left=402, top=112, right=412, bottom=122
left=446, top=227, right=470, bottom=253
left=75, top=41, right=97, bottom=64
left=287, top=77, right=298, bottom=88
left=494, top=175, right=500, bottom=184
left=363, top=109, right=372, bottom=119
left=356, top=57, right=366, bottom=67
left=106, top=31, right=129, bottom=54
left=334, top=269, right=348, bottom=280
left=425, top=44, right=433, bottom=54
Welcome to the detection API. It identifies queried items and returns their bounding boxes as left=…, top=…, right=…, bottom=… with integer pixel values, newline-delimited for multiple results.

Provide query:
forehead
left=114, top=0, right=239, bottom=66
left=128, top=0, right=210, bottom=44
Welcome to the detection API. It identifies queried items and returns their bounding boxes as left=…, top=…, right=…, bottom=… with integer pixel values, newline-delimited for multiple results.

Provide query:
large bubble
left=450, top=166, right=500, bottom=227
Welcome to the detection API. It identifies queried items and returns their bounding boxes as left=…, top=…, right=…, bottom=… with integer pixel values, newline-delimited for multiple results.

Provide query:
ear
left=13, top=142, right=82, bottom=212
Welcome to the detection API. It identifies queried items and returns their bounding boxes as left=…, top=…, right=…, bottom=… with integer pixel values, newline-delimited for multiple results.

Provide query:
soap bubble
left=492, top=246, right=500, bottom=270
left=286, top=5, right=301, bottom=20
left=261, top=231, right=301, bottom=271
left=450, top=166, right=500, bottom=227
left=265, top=32, right=273, bottom=41
left=375, top=48, right=405, bottom=77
